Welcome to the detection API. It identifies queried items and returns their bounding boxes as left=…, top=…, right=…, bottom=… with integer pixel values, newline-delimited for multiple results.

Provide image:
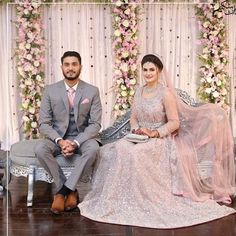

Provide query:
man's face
left=61, top=56, right=82, bottom=81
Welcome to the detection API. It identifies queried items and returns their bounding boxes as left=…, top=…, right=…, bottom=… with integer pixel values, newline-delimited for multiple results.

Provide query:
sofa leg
left=27, top=165, right=35, bottom=207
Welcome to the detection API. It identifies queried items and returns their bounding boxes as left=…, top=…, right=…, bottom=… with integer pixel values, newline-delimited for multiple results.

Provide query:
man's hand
left=58, top=139, right=77, bottom=157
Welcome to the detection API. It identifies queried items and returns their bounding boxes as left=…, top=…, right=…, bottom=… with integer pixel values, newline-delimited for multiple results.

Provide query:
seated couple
left=35, top=51, right=235, bottom=229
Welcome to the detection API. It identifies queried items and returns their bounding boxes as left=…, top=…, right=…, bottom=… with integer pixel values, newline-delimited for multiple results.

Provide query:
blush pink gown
left=78, top=85, right=235, bottom=228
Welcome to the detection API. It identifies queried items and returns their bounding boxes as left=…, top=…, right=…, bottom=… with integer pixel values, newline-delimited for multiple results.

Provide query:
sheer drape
left=42, top=3, right=114, bottom=130
left=226, top=14, right=236, bottom=137
left=139, top=3, right=199, bottom=99
left=0, top=4, right=19, bottom=150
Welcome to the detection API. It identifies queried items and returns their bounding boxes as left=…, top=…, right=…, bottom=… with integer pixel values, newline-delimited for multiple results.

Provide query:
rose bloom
left=121, top=90, right=128, bottom=97
left=29, top=107, right=36, bottom=114
left=122, top=20, right=129, bottom=27
left=114, top=104, right=120, bottom=111
left=22, top=115, right=30, bottom=122
left=121, top=85, right=127, bottom=90
left=205, top=88, right=212, bottom=94
left=129, top=79, right=136, bottom=85
left=212, top=91, right=220, bottom=98
left=31, top=121, right=38, bottom=128
left=129, top=89, right=135, bottom=96
left=114, top=29, right=121, bottom=37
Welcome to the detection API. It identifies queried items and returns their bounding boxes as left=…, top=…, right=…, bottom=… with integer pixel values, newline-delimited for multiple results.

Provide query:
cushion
left=10, top=139, right=78, bottom=167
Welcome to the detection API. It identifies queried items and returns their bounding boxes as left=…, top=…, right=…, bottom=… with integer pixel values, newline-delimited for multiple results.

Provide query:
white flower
left=124, top=8, right=131, bottom=15
left=36, top=75, right=42, bottom=81
left=122, top=20, right=129, bottom=28
left=22, top=115, right=30, bottom=122
left=205, top=88, right=212, bottom=94
left=122, top=51, right=129, bottom=58
left=27, top=32, right=33, bottom=39
left=121, top=85, right=127, bottom=90
left=216, top=80, right=222, bottom=86
left=25, top=79, right=33, bottom=86
left=121, top=90, right=128, bottom=97
left=200, top=78, right=206, bottom=83
left=206, top=77, right=212, bottom=83
left=115, top=16, right=120, bottom=22
left=31, top=122, right=37, bottom=128
left=214, top=3, right=220, bottom=10
left=114, top=30, right=121, bottom=37
left=25, top=43, right=31, bottom=49
left=212, top=91, right=220, bottom=98
left=122, top=103, right=128, bottom=109
left=23, top=9, right=29, bottom=15
left=203, top=21, right=210, bottom=28
left=130, top=79, right=136, bottom=85
left=34, top=61, right=40, bottom=67
left=217, top=12, right=223, bottom=18
left=29, top=107, right=36, bottom=114
left=120, top=63, right=128, bottom=72
left=115, top=1, right=122, bottom=7
left=129, top=89, right=135, bottom=96
left=26, top=54, right=33, bottom=60
left=22, top=102, right=29, bottom=109
left=114, top=104, right=120, bottom=110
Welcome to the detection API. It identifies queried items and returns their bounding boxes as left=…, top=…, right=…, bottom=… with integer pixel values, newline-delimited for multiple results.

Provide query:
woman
left=78, top=54, right=235, bottom=228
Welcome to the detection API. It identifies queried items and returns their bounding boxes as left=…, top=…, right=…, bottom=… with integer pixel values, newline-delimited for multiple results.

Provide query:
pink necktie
left=68, top=88, right=75, bottom=108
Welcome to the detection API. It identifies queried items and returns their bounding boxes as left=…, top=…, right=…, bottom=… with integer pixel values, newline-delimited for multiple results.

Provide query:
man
left=35, top=51, right=102, bottom=214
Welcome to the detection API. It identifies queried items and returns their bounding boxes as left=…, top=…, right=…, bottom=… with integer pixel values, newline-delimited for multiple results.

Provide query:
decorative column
left=112, top=0, right=140, bottom=118
left=15, top=1, right=45, bottom=139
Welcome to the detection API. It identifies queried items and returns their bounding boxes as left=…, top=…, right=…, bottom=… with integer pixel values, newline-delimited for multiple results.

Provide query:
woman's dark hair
left=61, top=51, right=81, bottom=64
left=141, top=54, right=163, bottom=71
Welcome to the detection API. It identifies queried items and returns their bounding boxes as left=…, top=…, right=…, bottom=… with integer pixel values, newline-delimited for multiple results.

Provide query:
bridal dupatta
left=162, top=69, right=235, bottom=203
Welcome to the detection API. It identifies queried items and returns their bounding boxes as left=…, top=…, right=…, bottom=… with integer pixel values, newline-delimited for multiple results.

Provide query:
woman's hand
left=139, top=128, right=160, bottom=138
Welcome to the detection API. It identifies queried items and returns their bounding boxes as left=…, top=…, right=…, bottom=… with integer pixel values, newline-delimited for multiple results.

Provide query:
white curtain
left=42, top=3, right=114, bottom=130
left=226, top=14, right=236, bottom=137
left=0, top=4, right=19, bottom=150
left=139, top=3, right=199, bottom=99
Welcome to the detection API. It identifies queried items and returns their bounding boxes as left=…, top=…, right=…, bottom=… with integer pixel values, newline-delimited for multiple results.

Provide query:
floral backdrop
left=112, top=0, right=140, bottom=118
left=3, top=0, right=233, bottom=138
left=15, top=1, right=45, bottom=139
left=196, top=1, right=230, bottom=111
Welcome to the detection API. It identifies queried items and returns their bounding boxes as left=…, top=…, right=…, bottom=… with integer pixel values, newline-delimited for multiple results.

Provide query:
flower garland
left=15, top=1, right=45, bottom=139
left=196, top=2, right=230, bottom=110
left=112, top=0, right=140, bottom=118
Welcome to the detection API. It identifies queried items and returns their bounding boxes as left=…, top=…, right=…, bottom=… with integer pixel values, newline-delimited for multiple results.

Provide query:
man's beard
left=63, top=70, right=80, bottom=81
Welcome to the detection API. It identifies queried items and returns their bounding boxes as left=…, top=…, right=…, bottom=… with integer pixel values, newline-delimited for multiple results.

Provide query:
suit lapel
left=58, top=81, right=69, bottom=113
left=74, top=80, right=84, bottom=119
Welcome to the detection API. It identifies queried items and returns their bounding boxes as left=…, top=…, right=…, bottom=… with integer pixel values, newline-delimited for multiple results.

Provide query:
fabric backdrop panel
left=226, top=14, right=236, bottom=137
left=139, top=3, right=199, bottom=99
left=43, top=3, right=114, bottom=130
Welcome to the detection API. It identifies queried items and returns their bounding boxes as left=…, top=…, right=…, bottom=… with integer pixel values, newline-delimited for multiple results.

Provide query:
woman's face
left=142, top=62, right=160, bottom=85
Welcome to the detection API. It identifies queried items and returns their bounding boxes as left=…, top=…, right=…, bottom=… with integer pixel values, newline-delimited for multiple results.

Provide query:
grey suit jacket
left=39, top=79, right=102, bottom=145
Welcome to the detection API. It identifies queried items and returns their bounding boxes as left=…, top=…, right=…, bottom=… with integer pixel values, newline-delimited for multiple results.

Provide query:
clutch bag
left=125, top=133, right=149, bottom=143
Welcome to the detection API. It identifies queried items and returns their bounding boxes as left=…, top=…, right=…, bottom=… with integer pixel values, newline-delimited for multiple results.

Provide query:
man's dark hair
left=61, top=51, right=82, bottom=64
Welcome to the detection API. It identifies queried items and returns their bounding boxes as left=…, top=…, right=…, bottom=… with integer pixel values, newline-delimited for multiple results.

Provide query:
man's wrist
left=73, top=140, right=80, bottom=148
left=55, top=138, right=62, bottom=144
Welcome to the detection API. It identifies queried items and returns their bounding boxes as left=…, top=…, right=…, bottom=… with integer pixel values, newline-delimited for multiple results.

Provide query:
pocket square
left=81, top=98, right=90, bottom=104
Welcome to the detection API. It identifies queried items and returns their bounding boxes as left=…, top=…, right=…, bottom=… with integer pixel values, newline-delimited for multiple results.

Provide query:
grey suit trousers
left=34, top=138, right=99, bottom=192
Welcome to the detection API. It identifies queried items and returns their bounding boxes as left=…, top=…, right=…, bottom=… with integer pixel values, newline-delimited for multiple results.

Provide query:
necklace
left=144, top=86, right=157, bottom=93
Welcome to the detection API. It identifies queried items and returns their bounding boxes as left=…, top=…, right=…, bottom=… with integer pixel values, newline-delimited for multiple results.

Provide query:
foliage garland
left=15, top=1, right=45, bottom=139
left=111, top=0, right=140, bottom=118
left=196, top=1, right=231, bottom=110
